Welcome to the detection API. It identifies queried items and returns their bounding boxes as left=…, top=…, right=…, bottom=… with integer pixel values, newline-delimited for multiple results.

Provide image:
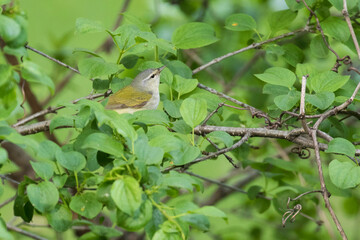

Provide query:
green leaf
left=97, top=110, right=137, bottom=142
left=70, top=192, right=102, bottom=219
left=191, top=206, right=227, bottom=221
left=206, top=131, right=233, bottom=147
left=263, top=84, right=289, bottom=95
left=274, top=90, right=300, bottom=111
left=116, top=200, right=152, bottom=231
left=247, top=185, right=262, bottom=200
left=309, top=71, right=350, bottom=93
left=0, top=64, right=12, bottom=87
left=22, top=61, right=55, bottom=93
left=111, top=176, right=142, bottom=215
left=150, top=134, right=183, bottom=153
left=55, top=150, right=86, bottom=172
left=53, top=174, right=68, bottom=188
left=135, top=136, right=164, bottom=165
left=73, top=47, right=102, bottom=58
left=133, top=110, right=170, bottom=125
left=46, top=205, right=73, bottom=232
left=170, top=144, right=201, bottom=165
left=0, top=15, right=21, bottom=42
left=264, top=158, right=297, bottom=172
left=328, top=0, right=358, bottom=10
left=0, top=217, right=14, bottom=240
left=82, top=132, right=124, bottom=157
left=281, top=44, right=304, bottom=67
left=163, top=59, right=192, bottom=78
left=172, top=22, right=218, bottom=49
left=153, top=38, right=177, bottom=55
left=122, top=13, right=151, bottom=32
left=285, top=0, right=306, bottom=10
left=30, top=161, right=54, bottom=181
left=89, top=225, right=123, bottom=238
left=14, top=195, right=33, bottom=222
left=310, top=35, right=329, bottom=58
left=329, top=159, right=360, bottom=189
left=181, top=214, right=209, bottom=231
left=27, top=182, right=59, bottom=213
left=95, top=181, right=114, bottom=205
left=224, top=13, right=256, bottom=31
left=153, top=228, right=182, bottom=240
left=306, top=92, right=335, bottom=110
left=78, top=57, right=122, bottom=78
left=120, top=54, right=139, bottom=69
left=180, top=98, right=207, bottom=128
left=269, top=10, right=297, bottom=31
left=0, top=147, right=8, bottom=164
left=172, top=75, right=198, bottom=98
left=254, top=198, right=271, bottom=213
left=325, top=138, right=356, bottom=157
left=322, top=17, right=350, bottom=42
left=75, top=17, right=104, bottom=34
left=255, top=67, right=296, bottom=88
left=163, top=171, right=195, bottom=191
left=296, top=63, right=317, bottom=80
left=92, top=79, right=109, bottom=91
left=163, top=100, right=182, bottom=118
left=37, top=140, right=61, bottom=161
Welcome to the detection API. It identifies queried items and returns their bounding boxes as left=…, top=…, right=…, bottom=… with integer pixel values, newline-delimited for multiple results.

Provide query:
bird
left=105, top=66, right=165, bottom=114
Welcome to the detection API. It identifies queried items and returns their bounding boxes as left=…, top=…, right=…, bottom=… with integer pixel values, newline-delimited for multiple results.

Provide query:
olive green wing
left=106, top=85, right=152, bottom=110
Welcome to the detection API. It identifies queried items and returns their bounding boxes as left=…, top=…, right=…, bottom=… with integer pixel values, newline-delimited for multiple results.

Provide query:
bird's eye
left=150, top=74, right=156, bottom=78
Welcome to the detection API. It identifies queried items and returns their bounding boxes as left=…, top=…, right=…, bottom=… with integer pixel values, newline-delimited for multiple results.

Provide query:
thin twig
left=163, top=132, right=251, bottom=173
left=197, top=83, right=272, bottom=125
left=0, top=195, right=16, bottom=208
left=192, top=27, right=310, bottom=74
left=205, top=136, right=238, bottom=168
left=300, top=0, right=340, bottom=60
left=7, top=224, right=48, bottom=240
left=202, top=103, right=224, bottom=126
left=300, top=75, right=311, bottom=134
left=0, top=174, right=20, bottom=185
left=184, top=171, right=246, bottom=194
left=13, top=90, right=112, bottom=128
left=290, top=190, right=323, bottom=202
left=184, top=171, right=270, bottom=200
left=203, top=170, right=261, bottom=206
left=25, top=44, right=80, bottom=74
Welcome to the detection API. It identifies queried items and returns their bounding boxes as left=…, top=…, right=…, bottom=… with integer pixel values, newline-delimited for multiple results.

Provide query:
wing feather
left=106, top=86, right=152, bottom=110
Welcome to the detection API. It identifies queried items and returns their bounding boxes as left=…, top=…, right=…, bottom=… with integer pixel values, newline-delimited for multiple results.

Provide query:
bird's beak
left=158, top=66, right=166, bottom=72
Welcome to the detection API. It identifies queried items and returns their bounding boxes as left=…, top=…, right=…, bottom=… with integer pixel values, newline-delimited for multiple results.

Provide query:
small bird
left=105, top=66, right=165, bottom=114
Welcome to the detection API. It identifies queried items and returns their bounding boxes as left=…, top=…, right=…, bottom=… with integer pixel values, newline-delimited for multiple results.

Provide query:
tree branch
left=310, top=130, right=348, bottom=240
left=192, top=27, right=310, bottom=74
left=342, top=0, right=360, bottom=60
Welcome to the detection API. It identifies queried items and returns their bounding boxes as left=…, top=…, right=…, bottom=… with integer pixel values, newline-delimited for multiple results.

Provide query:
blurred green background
left=1, top=0, right=360, bottom=239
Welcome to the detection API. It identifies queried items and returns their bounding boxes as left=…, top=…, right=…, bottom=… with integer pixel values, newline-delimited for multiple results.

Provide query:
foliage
left=0, top=0, right=360, bottom=240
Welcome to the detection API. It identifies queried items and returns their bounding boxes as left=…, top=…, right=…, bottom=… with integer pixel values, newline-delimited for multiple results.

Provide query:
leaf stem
left=148, top=196, right=186, bottom=240
left=74, top=171, right=79, bottom=192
